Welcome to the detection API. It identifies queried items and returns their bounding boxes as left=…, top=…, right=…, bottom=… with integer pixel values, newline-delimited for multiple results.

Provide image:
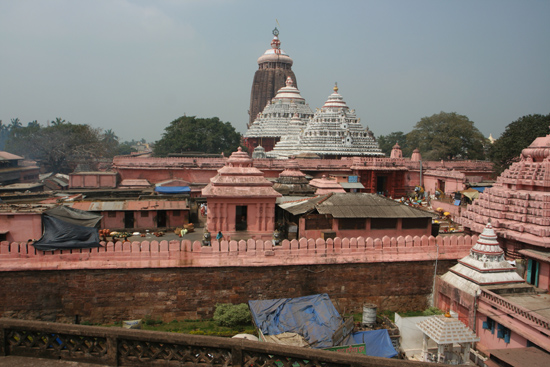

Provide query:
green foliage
left=116, top=142, right=138, bottom=156
left=422, top=307, right=444, bottom=316
left=117, top=318, right=255, bottom=336
left=488, top=114, right=550, bottom=175
left=143, top=315, right=163, bottom=326
left=5, top=121, right=105, bottom=173
left=213, top=303, right=252, bottom=328
left=3, top=118, right=130, bottom=173
left=377, top=131, right=411, bottom=157
left=153, top=116, right=242, bottom=157
left=406, top=111, right=487, bottom=161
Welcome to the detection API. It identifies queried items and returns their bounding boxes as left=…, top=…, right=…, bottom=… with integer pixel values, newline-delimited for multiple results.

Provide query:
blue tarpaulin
left=350, top=329, right=398, bottom=358
left=155, top=186, right=191, bottom=194
left=472, top=187, right=486, bottom=192
left=249, top=294, right=343, bottom=349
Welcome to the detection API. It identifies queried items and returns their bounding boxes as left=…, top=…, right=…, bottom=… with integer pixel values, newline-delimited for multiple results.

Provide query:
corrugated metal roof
left=70, top=200, right=188, bottom=211
left=278, top=194, right=332, bottom=215
left=340, top=182, right=365, bottom=189
left=315, top=193, right=435, bottom=218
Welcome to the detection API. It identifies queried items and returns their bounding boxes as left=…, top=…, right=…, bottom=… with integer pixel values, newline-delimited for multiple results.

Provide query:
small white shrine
left=417, top=313, right=479, bottom=364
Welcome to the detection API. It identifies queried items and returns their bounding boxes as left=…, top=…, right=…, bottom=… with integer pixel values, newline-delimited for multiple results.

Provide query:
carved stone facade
left=248, top=28, right=297, bottom=128
left=244, top=77, right=313, bottom=153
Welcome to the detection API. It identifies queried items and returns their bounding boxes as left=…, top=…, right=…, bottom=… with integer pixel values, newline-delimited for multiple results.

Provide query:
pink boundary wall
left=0, top=234, right=476, bottom=271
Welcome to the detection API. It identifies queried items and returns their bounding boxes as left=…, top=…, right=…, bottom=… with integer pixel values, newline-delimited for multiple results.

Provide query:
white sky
left=1, top=0, right=549, bottom=143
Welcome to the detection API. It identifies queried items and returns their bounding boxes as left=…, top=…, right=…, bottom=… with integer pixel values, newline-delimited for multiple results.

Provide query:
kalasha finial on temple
left=271, top=28, right=281, bottom=50
left=334, top=82, right=339, bottom=93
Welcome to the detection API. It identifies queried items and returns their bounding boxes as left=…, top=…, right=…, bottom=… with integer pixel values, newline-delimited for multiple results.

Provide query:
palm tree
left=103, top=129, right=119, bottom=145
left=51, top=117, right=66, bottom=126
left=10, top=118, right=22, bottom=130
left=27, top=120, right=41, bottom=128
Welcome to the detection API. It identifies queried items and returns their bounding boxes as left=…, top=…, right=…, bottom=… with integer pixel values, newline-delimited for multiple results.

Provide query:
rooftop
left=416, top=315, right=479, bottom=345
left=486, top=347, right=550, bottom=367
left=0, top=151, right=23, bottom=161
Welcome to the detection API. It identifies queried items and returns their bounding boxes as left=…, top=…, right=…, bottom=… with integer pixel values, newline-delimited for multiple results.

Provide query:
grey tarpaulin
left=32, top=206, right=102, bottom=251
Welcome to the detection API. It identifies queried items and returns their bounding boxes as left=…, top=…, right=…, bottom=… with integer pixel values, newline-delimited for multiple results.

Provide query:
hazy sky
left=1, top=0, right=549, bottom=143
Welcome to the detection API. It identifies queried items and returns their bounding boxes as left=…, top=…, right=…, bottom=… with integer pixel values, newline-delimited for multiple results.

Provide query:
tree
left=154, top=116, right=242, bottom=157
left=9, top=118, right=22, bottom=130
left=51, top=117, right=66, bottom=126
left=27, top=120, right=41, bottom=129
left=116, top=142, right=137, bottom=155
left=101, top=129, right=121, bottom=158
left=6, top=120, right=105, bottom=173
left=406, top=112, right=486, bottom=161
left=377, top=131, right=411, bottom=157
left=488, top=114, right=550, bottom=175
left=0, top=120, right=9, bottom=150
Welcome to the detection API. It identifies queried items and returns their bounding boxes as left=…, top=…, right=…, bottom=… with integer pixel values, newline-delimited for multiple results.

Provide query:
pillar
left=422, top=333, right=429, bottom=361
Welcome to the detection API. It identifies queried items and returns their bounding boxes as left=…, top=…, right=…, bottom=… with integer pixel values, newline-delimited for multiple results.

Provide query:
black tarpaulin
left=44, top=205, right=102, bottom=227
left=32, top=206, right=102, bottom=251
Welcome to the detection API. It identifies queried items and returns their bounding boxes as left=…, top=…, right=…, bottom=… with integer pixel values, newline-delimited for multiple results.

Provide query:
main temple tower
left=248, top=28, right=298, bottom=128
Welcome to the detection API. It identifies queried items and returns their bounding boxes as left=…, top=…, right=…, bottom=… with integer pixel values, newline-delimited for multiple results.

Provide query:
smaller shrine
left=201, top=147, right=281, bottom=240
left=417, top=314, right=479, bottom=364
left=390, top=143, right=403, bottom=159
left=442, top=222, right=524, bottom=294
left=308, top=175, right=346, bottom=195
left=436, top=222, right=524, bottom=327
left=272, top=159, right=315, bottom=196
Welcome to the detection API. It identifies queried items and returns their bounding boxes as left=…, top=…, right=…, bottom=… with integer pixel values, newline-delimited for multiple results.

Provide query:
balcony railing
left=479, top=290, right=550, bottom=330
left=0, top=318, right=443, bottom=366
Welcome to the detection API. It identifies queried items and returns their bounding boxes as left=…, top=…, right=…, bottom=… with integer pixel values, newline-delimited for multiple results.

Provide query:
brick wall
left=0, top=260, right=456, bottom=324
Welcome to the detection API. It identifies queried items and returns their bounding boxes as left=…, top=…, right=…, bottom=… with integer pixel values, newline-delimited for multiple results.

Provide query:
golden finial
left=334, top=82, right=338, bottom=93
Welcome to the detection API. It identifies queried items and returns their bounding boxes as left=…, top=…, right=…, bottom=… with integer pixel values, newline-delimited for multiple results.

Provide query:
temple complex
left=248, top=28, right=298, bottom=128
left=244, top=76, right=313, bottom=152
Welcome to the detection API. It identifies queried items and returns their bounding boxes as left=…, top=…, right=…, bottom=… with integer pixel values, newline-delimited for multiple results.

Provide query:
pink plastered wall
left=0, top=212, right=43, bottom=243
left=423, top=176, right=465, bottom=196
left=476, top=314, right=528, bottom=354
left=476, top=290, right=550, bottom=354
left=69, top=173, right=117, bottom=189
left=206, top=197, right=276, bottom=236
left=112, top=156, right=493, bottom=189
left=299, top=217, right=432, bottom=241
left=536, top=261, right=550, bottom=292
left=0, top=234, right=474, bottom=272
left=101, top=212, right=124, bottom=230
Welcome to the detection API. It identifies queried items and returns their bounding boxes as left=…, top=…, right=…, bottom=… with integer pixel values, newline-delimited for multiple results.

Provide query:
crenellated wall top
left=0, top=234, right=475, bottom=272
